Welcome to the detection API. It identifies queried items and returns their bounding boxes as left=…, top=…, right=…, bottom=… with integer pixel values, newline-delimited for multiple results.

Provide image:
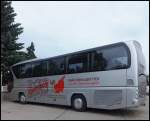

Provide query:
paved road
left=1, top=96, right=149, bottom=120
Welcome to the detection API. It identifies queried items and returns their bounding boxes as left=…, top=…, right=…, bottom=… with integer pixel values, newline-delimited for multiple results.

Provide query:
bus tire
left=19, top=93, right=26, bottom=104
left=71, top=95, right=87, bottom=112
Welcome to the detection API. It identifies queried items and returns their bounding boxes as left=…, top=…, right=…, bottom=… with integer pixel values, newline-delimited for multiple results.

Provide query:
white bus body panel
left=10, top=40, right=146, bottom=110
left=10, top=69, right=127, bottom=109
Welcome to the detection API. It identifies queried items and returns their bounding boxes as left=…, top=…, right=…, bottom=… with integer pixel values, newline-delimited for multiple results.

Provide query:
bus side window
left=92, top=51, right=107, bottom=71
left=12, top=63, right=32, bottom=78
left=12, top=65, right=21, bottom=78
left=67, top=53, right=88, bottom=74
left=92, top=45, right=129, bottom=71
left=48, top=57, right=65, bottom=75
left=32, top=61, right=48, bottom=77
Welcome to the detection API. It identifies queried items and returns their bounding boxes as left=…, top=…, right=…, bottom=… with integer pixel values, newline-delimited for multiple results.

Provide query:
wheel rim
left=74, top=98, right=83, bottom=109
left=20, top=95, right=26, bottom=103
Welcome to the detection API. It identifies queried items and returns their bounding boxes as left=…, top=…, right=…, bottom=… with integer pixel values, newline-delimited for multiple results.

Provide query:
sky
left=12, top=1, right=149, bottom=74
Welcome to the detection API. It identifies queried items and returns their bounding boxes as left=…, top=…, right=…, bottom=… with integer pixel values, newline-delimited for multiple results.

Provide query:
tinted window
left=92, top=44, right=129, bottom=71
left=20, top=63, right=32, bottom=78
left=48, top=57, right=65, bottom=75
left=13, top=65, right=20, bottom=78
left=13, top=63, right=32, bottom=78
left=32, top=61, right=48, bottom=77
left=68, top=53, right=88, bottom=74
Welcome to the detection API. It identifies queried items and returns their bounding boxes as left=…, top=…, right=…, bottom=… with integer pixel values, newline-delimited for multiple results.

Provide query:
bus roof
left=11, top=40, right=138, bottom=67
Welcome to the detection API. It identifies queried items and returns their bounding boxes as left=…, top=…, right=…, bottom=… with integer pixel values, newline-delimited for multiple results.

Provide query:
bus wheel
left=19, top=93, right=26, bottom=104
left=71, top=95, right=87, bottom=112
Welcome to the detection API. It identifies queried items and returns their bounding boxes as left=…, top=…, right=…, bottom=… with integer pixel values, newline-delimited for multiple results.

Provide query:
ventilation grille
left=94, top=90, right=122, bottom=106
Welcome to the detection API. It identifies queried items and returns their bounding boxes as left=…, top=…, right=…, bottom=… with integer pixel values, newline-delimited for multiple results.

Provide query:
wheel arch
left=71, top=93, right=87, bottom=105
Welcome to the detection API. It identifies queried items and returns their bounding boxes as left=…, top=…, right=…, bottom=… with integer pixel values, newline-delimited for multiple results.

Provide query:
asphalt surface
left=1, top=95, right=149, bottom=120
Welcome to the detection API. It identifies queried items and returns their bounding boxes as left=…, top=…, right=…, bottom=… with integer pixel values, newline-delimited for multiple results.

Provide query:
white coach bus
left=9, top=40, right=147, bottom=111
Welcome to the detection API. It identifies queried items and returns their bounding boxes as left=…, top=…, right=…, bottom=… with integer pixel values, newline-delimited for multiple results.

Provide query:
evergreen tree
left=26, top=42, right=36, bottom=59
left=1, top=1, right=37, bottom=86
left=1, top=1, right=24, bottom=73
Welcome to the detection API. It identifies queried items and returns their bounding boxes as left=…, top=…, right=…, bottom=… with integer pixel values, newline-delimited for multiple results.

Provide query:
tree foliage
left=26, top=42, right=36, bottom=59
left=1, top=1, right=36, bottom=85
